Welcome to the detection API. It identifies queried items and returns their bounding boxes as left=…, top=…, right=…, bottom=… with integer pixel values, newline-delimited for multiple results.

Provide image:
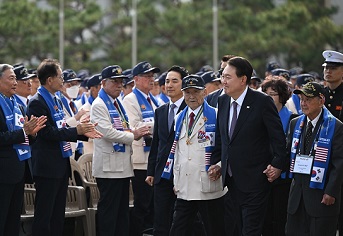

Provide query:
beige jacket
left=90, top=97, right=134, bottom=178
left=122, top=91, right=157, bottom=170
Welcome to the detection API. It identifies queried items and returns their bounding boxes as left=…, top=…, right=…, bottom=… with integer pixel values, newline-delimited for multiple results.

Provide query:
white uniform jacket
left=173, top=110, right=227, bottom=201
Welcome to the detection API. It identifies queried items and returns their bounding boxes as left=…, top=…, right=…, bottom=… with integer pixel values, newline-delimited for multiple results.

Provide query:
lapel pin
left=247, top=106, right=250, bottom=109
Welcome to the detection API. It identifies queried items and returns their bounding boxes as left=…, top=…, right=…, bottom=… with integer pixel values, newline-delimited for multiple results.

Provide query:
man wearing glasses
left=122, top=61, right=160, bottom=236
left=27, top=59, right=102, bottom=236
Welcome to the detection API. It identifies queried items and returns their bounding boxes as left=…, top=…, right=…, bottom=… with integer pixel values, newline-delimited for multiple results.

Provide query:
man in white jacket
left=163, top=74, right=226, bottom=236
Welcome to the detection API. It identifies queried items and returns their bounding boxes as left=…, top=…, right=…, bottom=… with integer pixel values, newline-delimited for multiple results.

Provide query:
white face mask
left=66, top=85, right=79, bottom=99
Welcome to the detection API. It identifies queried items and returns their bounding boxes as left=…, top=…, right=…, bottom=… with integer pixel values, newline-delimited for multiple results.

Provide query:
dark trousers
left=32, top=173, right=69, bottom=236
left=262, top=180, right=291, bottom=236
left=0, top=178, right=24, bottom=236
left=153, top=178, right=176, bottom=236
left=224, top=190, right=240, bottom=236
left=338, top=185, right=343, bottom=234
left=285, top=196, right=338, bottom=236
left=169, top=197, right=225, bottom=236
left=130, top=169, right=154, bottom=236
left=96, top=177, right=130, bottom=236
left=228, top=177, right=270, bottom=236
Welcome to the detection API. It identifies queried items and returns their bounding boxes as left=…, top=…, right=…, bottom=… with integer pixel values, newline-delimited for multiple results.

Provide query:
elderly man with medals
left=162, top=74, right=226, bottom=236
left=285, top=82, right=343, bottom=236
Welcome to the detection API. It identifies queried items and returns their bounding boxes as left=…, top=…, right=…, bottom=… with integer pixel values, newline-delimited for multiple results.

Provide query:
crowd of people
left=0, top=49, right=343, bottom=236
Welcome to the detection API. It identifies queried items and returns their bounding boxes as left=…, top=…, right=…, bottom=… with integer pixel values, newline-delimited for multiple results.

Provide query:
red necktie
left=113, top=100, right=119, bottom=110
left=147, top=96, right=152, bottom=106
left=189, top=112, right=195, bottom=131
left=69, top=101, right=76, bottom=114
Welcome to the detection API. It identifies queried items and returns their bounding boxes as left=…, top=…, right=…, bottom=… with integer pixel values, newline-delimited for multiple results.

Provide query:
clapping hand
left=74, top=108, right=88, bottom=121
left=77, top=122, right=103, bottom=139
left=132, top=125, right=151, bottom=141
left=24, top=115, right=47, bottom=136
left=80, top=113, right=90, bottom=123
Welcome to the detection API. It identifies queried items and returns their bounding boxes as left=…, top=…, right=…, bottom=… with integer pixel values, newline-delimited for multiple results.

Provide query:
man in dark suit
left=27, top=59, right=102, bottom=236
left=146, top=65, right=188, bottom=236
left=209, top=56, right=287, bottom=235
left=0, top=64, right=46, bottom=236
left=285, top=82, right=343, bottom=236
left=205, top=88, right=223, bottom=108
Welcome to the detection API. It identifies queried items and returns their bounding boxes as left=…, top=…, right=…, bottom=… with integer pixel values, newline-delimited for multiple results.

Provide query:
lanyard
left=114, top=99, right=130, bottom=129
left=186, top=105, right=203, bottom=137
left=298, top=122, right=322, bottom=156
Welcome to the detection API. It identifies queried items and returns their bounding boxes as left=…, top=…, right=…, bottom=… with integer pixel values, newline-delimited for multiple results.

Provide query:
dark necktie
left=53, top=97, right=59, bottom=111
left=113, top=100, right=119, bottom=111
left=147, top=96, right=152, bottom=106
left=304, top=121, right=313, bottom=154
left=168, top=103, right=176, bottom=131
left=229, top=101, right=238, bottom=139
left=69, top=101, right=76, bottom=114
left=189, top=112, right=195, bottom=131
left=26, top=99, right=29, bottom=105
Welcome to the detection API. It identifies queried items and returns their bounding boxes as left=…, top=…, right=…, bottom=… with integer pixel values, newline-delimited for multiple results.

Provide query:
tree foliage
left=0, top=0, right=342, bottom=76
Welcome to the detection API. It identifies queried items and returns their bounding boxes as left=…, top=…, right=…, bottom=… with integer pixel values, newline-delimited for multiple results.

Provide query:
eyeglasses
left=139, top=74, right=156, bottom=79
left=18, top=80, right=32, bottom=85
left=106, top=79, right=124, bottom=86
left=300, top=96, right=318, bottom=103
left=66, top=82, right=81, bottom=87
left=267, top=93, right=279, bottom=97
left=55, top=74, right=64, bottom=80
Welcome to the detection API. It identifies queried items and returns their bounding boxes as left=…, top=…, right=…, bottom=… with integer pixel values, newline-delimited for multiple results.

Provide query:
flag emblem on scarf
left=163, top=158, right=173, bottom=173
left=314, top=147, right=328, bottom=162
left=311, top=167, right=325, bottom=183
left=15, top=113, right=25, bottom=126
left=63, top=142, right=72, bottom=151
left=291, top=138, right=299, bottom=153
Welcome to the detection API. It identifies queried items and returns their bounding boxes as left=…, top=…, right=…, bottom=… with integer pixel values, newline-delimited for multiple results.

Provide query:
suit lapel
left=230, top=88, right=254, bottom=141
left=219, top=94, right=230, bottom=144
left=167, top=100, right=187, bottom=138
left=177, top=100, right=187, bottom=114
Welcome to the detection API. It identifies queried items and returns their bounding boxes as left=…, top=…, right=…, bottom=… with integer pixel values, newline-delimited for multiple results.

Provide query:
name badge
left=198, top=139, right=211, bottom=148
left=293, top=154, right=314, bottom=175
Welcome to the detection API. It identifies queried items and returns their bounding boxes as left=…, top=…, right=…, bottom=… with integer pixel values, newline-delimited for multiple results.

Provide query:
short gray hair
left=0, top=64, right=13, bottom=77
